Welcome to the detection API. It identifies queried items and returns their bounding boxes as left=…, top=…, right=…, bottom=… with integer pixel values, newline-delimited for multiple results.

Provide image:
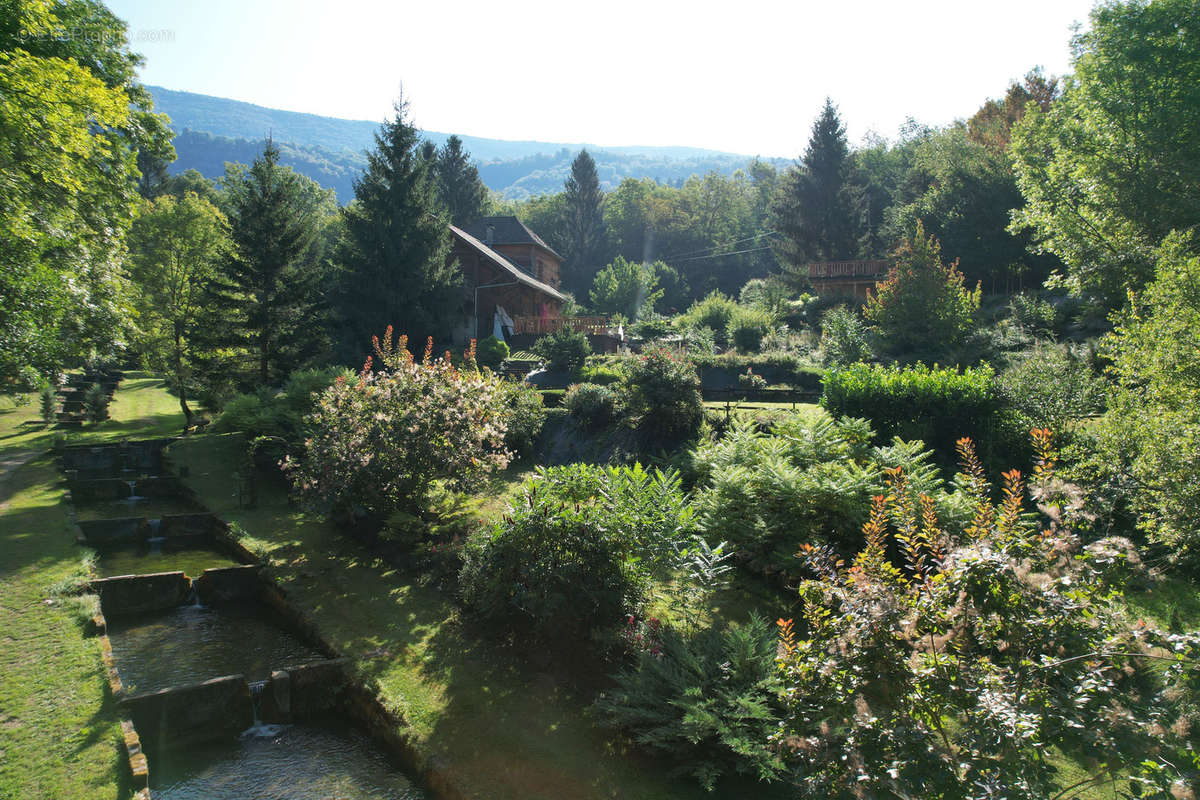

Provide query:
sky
left=105, top=0, right=1096, bottom=157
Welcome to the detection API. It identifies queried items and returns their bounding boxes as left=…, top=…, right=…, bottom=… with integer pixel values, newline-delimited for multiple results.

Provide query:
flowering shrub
left=285, top=329, right=510, bottom=519
left=620, top=346, right=702, bottom=442
left=772, top=433, right=1200, bottom=798
left=563, top=382, right=616, bottom=429
left=737, top=367, right=767, bottom=391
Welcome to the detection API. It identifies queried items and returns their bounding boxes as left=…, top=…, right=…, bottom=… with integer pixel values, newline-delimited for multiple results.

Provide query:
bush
left=213, top=366, right=352, bottom=444
left=678, top=291, right=738, bottom=346
left=476, top=335, right=509, bottom=370
left=620, top=346, right=703, bottom=442
left=999, top=342, right=1104, bottom=430
left=691, top=413, right=955, bottom=567
left=564, top=382, right=616, bottom=429
left=211, top=392, right=275, bottom=436
left=864, top=221, right=981, bottom=358
left=725, top=306, right=772, bottom=353
left=821, top=362, right=1015, bottom=465
left=286, top=330, right=510, bottom=519
left=632, top=313, right=674, bottom=341
left=596, top=616, right=783, bottom=790
left=1009, top=291, right=1058, bottom=335
left=39, top=382, right=56, bottom=424
left=458, top=471, right=648, bottom=645
left=772, top=437, right=1199, bottom=798
left=532, top=327, right=591, bottom=372
left=83, top=383, right=109, bottom=423
left=819, top=306, right=872, bottom=366
left=498, top=379, right=545, bottom=458
left=737, top=368, right=767, bottom=390
left=579, top=359, right=622, bottom=386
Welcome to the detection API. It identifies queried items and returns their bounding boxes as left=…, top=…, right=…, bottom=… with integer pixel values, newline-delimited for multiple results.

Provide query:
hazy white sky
left=106, top=0, right=1095, bottom=157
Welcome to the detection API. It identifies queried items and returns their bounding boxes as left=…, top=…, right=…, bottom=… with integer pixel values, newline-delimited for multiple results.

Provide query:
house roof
left=462, top=216, right=563, bottom=260
left=450, top=224, right=568, bottom=302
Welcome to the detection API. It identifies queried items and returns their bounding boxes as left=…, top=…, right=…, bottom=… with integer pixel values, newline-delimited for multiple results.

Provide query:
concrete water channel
left=62, top=437, right=426, bottom=799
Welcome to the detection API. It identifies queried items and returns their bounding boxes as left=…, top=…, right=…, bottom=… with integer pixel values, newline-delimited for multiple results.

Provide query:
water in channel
left=97, top=545, right=240, bottom=578
left=149, top=720, right=424, bottom=799
left=106, top=603, right=325, bottom=692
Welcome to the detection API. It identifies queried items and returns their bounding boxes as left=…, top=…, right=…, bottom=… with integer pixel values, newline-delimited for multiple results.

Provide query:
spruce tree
left=772, top=99, right=865, bottom=280
left=335, top=97, right=459, bottom=355
left=209, top=140, right=330, bottom=385
left=562, top=149, right=607, bottom=294
left=436, top=135, right=489, bottom=226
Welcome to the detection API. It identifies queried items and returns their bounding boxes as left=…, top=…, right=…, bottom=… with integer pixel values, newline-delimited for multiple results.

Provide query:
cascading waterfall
left=244, top=680, right=282, bottom=738
left=126, top=479, right=144, bottom=503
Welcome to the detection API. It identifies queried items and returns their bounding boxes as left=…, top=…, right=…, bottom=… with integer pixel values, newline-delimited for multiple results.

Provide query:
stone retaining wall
left=92, top=571, right=191, bottom=616
left=122, top=674, right=253, bottom=748
left=193, top=564, right=261, bottom=605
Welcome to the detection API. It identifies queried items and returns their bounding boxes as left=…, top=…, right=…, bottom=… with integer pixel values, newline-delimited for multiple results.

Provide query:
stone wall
left=193, top=565, right=261, bottom=605
left=122, top=674, right=253, bottom=748
left=259, top=658, right=351, bottom=723
left=77, top=517, right=148, bottom=545
left=93, top=572, right=192, bottom=616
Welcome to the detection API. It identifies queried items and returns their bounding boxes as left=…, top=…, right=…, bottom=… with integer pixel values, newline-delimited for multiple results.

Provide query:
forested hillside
left=150, top=86, right=782, bottom=202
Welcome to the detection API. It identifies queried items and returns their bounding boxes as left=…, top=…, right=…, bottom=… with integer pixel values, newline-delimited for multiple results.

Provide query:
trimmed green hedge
left=821, top=363, right=1025, bottom=466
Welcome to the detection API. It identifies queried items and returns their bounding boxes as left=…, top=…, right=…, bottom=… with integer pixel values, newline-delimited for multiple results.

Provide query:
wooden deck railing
left=512, top=316, right=615, bottom=336
left=807, top=260, right=889, bottom=279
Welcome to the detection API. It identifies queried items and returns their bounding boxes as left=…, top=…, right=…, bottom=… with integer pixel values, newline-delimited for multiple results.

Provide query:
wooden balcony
left=807, top=260, right=889, bottom=279
left=512, top=315, right=616, bottom=336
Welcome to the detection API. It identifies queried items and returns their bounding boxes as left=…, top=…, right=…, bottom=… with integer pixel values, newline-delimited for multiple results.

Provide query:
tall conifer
left=334, top=97, right=459, bottom=355
left=562, top=149, right=607, bottom=294
left=436, top=135, right=489, bottom=226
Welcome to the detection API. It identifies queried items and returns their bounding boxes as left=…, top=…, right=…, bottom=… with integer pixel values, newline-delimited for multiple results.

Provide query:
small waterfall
left=125, top=480, right=144, bottom=503
left=243, top=680, right=282, bottom=738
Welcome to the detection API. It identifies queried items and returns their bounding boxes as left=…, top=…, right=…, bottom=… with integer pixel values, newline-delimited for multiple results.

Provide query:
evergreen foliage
left=620, top=347, right=703, bottom=442
left=772, top=98, right=864, bottom=279
left=434, top=135, right=489, bottom=226
left=532, top=327, right=591, bottom=372
left=562, top=149, right=607, bottom=293
left=864, top=222, right=981, bottom=358
left=335, top=96, right=461, bottom=355
left=207, top=141, right=332, bottom=385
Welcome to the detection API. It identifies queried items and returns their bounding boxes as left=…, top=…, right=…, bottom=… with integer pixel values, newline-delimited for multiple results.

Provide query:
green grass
left=0, top=373, right=190, bottom=800
left=0, top=372, right=189, bottom=459
left=169, top=432, right=790, bottom=800
left=0, top=457, right=128, bottom=800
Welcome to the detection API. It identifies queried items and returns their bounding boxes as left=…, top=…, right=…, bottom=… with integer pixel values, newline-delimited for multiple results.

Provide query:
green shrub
left=821, top=362, right=1014, bottom=465
left=864, top=222, right=981, bottom=358
left=83, top=383, right=109, bottom=423
left=596, top=615, right=783, bottom=790
left=39, top=382, right=56, bottom=424
left=726, top=306, right=772, bottom=353
left=819, top=306, right=872, bottom=366
left=564, top=382, right=616, bottom=429
left=286, top=330, right=510, bottom=519
left=1008, top=291, right=1058, bottom=334
left=498, top=379, right=545, bottom=458
left=678, top=291, right=738, bottom=346
left=737, top=368, right=767, bottom=390
left=532, top=327, right=591, bottom=372
left=632, top=314, right=674, bottom=341
left=211, top=392, right=274, bottom=436
left=999, top=342, right=1104, bottom=430
left=621, top=346, right=703, bottom=442
left=738, top=276, right=792, bottom=318
left=458, top=473, right=648, bottom=645
left=476, top=335, right=510, bottom=370
left=579, top=360, right=622, bottom=386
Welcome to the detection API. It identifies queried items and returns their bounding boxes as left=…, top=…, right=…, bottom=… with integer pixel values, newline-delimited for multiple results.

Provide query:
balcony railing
left=513, top=315, right=616, bottom=336
left=807, top=260, right=889, bottom=279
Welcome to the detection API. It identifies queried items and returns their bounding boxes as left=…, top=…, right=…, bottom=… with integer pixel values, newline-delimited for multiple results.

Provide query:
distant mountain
left=149, top=86, right=787, bottom=203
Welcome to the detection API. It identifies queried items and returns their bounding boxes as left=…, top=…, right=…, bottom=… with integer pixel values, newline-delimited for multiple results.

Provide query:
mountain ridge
left=149, top=86, right=789, bottom=202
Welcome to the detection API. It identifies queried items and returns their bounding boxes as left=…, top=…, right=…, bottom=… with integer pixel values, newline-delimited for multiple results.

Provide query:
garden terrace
left=805, top=259, right=888, bottom=299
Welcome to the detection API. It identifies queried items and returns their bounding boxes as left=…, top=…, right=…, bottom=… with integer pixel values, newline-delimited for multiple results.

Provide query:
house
left=805, top=260, right=890, bottom=299
left=449, top=216, right=567, bottom=346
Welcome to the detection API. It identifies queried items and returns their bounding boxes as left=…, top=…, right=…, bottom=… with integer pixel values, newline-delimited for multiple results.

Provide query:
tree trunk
left=174, top=322, right=193, bottom=426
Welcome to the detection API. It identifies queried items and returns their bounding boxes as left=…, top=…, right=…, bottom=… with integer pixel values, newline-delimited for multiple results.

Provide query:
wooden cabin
left=805, top=260, right=890, bottom=299
left=449, top=218, right=567, bottom=346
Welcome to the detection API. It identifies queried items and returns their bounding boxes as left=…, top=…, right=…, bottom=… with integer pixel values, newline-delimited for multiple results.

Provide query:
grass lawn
left=170, top=432, right=792, bottom=800
left=0, top=375, right=189, bottom=800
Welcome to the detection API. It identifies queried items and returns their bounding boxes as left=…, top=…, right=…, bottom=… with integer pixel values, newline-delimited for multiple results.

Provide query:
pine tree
left=334, top=97, right=459, bottom=356
left=562, top=149, right=607, bottom=294
left=436, top=135, right=489, bottom=226
left=772, top=99, right=865, bottom=281
left=207, top=140, right=329, bottom=385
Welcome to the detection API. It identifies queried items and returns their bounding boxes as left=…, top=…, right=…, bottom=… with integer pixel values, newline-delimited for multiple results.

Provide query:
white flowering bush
left=286, top=329, right=510, bottom=518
